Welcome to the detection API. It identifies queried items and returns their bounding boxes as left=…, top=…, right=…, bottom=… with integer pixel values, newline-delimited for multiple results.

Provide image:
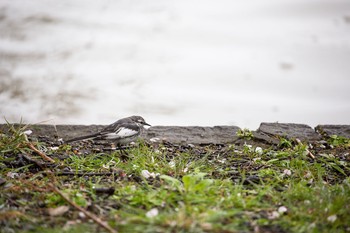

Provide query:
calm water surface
left=1, top=0, right=349, bottom=129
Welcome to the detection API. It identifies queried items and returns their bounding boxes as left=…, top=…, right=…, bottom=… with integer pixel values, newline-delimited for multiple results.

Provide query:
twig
left=94, top=187, right=115, bottom=195
left=49, top=184, right=117, bottom=233
left=27, top=142, right=55, bottom=163
left=296, top=138, right=315, bottom=159
left=55, top=171, right=116, bottom=176
left=21, top=153, right=46, bottom=170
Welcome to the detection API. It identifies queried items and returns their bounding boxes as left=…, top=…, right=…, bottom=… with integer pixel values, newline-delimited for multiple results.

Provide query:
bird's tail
left=65, top=133, right=100, bottom=143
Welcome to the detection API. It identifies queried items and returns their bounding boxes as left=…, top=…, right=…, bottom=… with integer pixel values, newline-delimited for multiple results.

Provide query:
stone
left=144, top=126, right=241, bottom=144
left=252, top=131, right=280, bottom=145
left=0, top=124, right=104, bottom=141
left=315, top=125, right=350, bottom=138
left=257, top=123, right=322, bottom=141
left=0, top=124, right=241, bottom=145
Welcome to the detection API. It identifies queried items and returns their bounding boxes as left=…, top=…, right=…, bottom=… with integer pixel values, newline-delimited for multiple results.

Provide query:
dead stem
left=296, top=138, right=315, bottom=159
left=21, top=153, right=46, bottom=169
left=48, top=184, right=118, bottom=233
left=27, top=142, right=55, bottom=163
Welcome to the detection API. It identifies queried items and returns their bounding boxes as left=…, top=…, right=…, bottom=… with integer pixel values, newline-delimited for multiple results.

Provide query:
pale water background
left=1, top=0, right=350, bottom=129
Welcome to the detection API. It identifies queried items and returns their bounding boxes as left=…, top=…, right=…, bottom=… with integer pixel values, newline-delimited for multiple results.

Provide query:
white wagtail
left=65, top=115, right=150, bottom=146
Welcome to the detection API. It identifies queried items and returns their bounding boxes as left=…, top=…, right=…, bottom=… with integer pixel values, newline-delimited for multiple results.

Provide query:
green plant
left=237, top=128, right=254, bottom=140
left=327, top=135, right=350, bottom=148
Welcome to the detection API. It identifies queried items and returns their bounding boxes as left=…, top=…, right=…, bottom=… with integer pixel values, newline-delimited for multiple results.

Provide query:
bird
left=65, top=115, right=150, bottom=146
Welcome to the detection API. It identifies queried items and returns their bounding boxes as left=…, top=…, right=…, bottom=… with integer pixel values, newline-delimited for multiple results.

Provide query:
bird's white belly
left=104, top=127, right=138, bottom=140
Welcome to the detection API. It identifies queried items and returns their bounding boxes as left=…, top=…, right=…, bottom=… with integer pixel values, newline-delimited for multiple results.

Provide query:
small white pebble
left=78, top=212, right=86, bottom=219
left=255, top=147, right=263, bottom=155
left=217, top=158, right=226, bottom=164
left=304, top=200, right=311, bottom=205
left=141, top=170, right=152, bottom=179
left=49, top=146, right=59, bottom=151
left=146, top=208, right=159, bottom=218
left=304, top=171, right=312, bottom=179
left=23, top=130, right=33, bottom=135
left=168, top=160, right=176, bottom=168
left=188, top=143, right=195, bottom=148
left=141, top=170, right=159, bottom=179
left=150, top=137, right=161, bottom=143
left=268, top=211, right=280, bottom=219
left=283, top=169, right=292, bottom=176
left=253, top=157, right=261, bottom=162
left=327, top=214, right=337, bottom=223
left=278, top=206, right=288, bottom=214
left=7, top=172, right=19, bottom=179
left=154, top=149, right=161, bottom=154
left=308, top=179, right=314, bottom=184
left=308, top=222, right=316, bottom=229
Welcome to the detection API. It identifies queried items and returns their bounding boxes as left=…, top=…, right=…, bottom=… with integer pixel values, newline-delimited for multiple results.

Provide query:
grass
left=0, top=124, right=349, bottom=233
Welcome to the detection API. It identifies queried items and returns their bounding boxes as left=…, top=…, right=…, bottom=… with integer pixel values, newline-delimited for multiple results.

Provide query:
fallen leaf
left=47, top=206, right=69, bottom=216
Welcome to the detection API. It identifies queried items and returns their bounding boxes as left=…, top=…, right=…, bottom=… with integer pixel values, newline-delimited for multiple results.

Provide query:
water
left=1, top=0, right=350, bottom=129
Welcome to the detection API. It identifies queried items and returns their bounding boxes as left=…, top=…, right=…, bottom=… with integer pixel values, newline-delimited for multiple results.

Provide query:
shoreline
left=1, top=123, right=349, bottom=145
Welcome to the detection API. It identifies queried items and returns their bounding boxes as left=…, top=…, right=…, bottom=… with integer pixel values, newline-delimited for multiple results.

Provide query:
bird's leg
left=115, top=144, right=130, bottom=160
left=110, top=143, right=117, bottom=150
left=101, top=142, right=117, bottom=152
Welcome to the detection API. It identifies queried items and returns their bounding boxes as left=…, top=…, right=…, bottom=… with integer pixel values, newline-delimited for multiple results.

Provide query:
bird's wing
left=101, top=123, right=139, bottom=140
left=100, top=121, right=120, bottom=133
left=100, top=118, right=133, bottom=133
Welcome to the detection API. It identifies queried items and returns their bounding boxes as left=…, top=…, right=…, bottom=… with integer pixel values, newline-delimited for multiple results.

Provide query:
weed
left=0, top=123, right=349, bottom=233
left=328, top=135, right=350, bottom=148
left=237, top=128, right=254, bottom=140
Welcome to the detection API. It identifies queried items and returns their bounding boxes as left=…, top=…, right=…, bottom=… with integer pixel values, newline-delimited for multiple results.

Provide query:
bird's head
left=130, top=115, right=151, bottom=127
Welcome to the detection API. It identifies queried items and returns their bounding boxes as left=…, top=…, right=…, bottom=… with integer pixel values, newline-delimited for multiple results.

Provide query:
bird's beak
left=143, top=122, right=151, bottom=126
